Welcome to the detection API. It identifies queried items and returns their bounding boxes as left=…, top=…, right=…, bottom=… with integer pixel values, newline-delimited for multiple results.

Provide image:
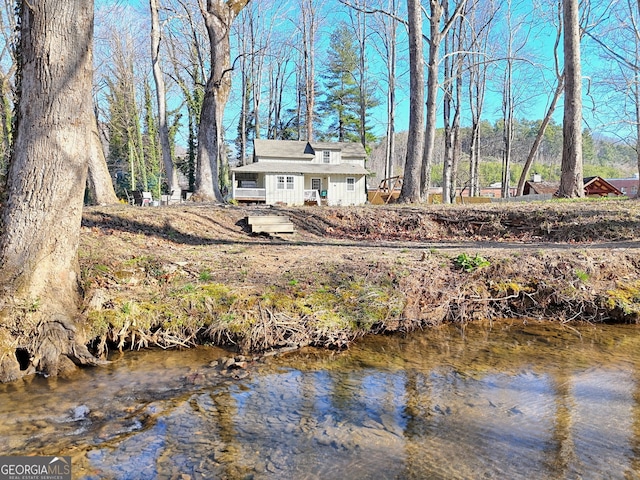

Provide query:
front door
left=311, top=178, right=322, bottom=192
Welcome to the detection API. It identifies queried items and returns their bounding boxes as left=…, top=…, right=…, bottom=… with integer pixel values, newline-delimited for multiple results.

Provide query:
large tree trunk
left=195, top=0, right=249, bottom=202
left=0, top=0, right=100, bottom=382
left=558, top=0, right=584, bottom=198
left=399, top=0, right=424, bottom=203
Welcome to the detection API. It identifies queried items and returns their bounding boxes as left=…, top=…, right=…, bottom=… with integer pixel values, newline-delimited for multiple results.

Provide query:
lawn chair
left=141, top=191, right=153, bottom=206
left=168, top=189, right=182, bottom=205
left=124, top=189, right=135, bottom=205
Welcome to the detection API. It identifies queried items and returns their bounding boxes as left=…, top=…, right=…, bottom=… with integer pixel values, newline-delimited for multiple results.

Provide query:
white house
left=231, top=139, right=369, bottom=206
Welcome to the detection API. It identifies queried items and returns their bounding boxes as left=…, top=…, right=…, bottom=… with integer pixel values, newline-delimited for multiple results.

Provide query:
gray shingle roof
left=253, top=139, right=315, bottom=159
left=232, top=162, right=369, bottom=175
left=253, top=139, right=366, bottom=160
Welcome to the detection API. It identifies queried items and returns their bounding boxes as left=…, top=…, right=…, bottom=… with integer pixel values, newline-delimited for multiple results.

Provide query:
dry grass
left=78, top=198, right=640, bottom=356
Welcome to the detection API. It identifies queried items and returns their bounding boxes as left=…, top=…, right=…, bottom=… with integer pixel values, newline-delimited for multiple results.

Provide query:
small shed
left=583, top=176, right=623, bottom=197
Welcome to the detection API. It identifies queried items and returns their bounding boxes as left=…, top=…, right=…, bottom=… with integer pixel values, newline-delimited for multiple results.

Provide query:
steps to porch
left=247, top=215, right=295, bottom=234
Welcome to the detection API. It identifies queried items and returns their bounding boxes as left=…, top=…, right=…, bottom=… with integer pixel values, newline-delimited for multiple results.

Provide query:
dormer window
left=323, top=151, right=330, bottom=163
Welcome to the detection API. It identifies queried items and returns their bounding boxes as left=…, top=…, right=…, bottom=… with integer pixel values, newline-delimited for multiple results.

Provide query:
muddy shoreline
left=79, top=200, right=640, bottom=357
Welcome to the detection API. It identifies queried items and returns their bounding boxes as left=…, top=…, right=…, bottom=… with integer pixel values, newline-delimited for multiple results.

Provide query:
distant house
left=523, top=176, right=624, bottom=197
left=231, top=139, right=369, bottom=206
left=606, top=177, right=639, bottom=198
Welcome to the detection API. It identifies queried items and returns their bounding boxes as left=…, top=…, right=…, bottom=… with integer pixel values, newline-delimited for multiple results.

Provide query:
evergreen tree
left=320, top=23, right=361, bottom=143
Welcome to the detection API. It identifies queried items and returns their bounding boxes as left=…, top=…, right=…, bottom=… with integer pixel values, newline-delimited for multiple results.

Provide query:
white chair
left=141, top=191, right=153, bottom=206
left=168, top=189, right=182, bottom=205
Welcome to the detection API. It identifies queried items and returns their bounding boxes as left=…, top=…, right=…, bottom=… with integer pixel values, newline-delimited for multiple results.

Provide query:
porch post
left=231, top=171, right=236, bottom=201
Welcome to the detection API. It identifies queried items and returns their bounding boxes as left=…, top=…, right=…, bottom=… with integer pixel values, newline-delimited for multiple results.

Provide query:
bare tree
left=165, top=0, right=207, bottom=191
left=586, top=0, right=640, bottom=194
left=441, top=5, right=464, bottom=203
left=297, top=0, right=323, bottom=141
left=372, top=0, right=400, bottom=180
left=194, top=0, right=250, bottom=202
left=266, top=36, right=296, bottom=139
left=87, top=113, right=119, bottom=205
left=466, top=0, right=496, bottom=197
left=399, top=0, right=425, bottom=202
left=516, top=0, right=564, bottom=196
left=150, top=0, right=179, bottom=192
left=0, top=0, right=100, bottom=381
left=419, top=0, right=467, bottom=201
left=558, top=0, right=584, bottom=197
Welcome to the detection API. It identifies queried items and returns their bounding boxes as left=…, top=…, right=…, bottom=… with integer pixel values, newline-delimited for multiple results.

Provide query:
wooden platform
left=247, top=215, right=295, bottom=234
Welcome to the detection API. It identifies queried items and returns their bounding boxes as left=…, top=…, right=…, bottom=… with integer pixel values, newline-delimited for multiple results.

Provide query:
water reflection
left=1, top=321, right=640, bottom=479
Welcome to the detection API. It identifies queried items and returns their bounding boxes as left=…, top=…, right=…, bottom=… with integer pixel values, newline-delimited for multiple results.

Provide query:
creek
left=2, top=320, right=640, bottom=479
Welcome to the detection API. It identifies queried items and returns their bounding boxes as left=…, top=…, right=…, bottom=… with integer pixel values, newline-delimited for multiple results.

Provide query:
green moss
left=606, top=281, right=640, bottom=316
left=491, top=281, right=534, bottom=295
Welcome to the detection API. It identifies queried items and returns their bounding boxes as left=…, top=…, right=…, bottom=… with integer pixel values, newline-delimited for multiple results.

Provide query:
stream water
left=2, top=321, right=640, bottom=479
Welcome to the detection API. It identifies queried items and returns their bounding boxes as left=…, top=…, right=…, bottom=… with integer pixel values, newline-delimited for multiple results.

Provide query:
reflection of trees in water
left=548, top=366, right=577, bottom=477
left=208, top=388, right=251, bottom=479
left=328, top=371, right=362, bottom=414
left=401, top=370, right=433, bottom=478
left=630, top=359, right=640, bottom=475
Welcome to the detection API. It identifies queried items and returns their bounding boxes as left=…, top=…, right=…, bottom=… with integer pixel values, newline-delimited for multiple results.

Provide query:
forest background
left=0, top=0, right=639, bottom=200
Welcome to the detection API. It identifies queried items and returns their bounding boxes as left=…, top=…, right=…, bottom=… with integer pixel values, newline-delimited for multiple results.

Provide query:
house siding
left=326, top=175, right=366, bottom=206
left=265, top=173, right=305, bottom=205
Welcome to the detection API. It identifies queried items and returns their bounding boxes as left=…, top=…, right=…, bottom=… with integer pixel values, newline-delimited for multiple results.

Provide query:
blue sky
left=91, top=0, right=635, bottom=146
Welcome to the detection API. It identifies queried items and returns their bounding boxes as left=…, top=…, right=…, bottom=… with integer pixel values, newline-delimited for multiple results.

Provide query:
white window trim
left=286, top=176, right=294, bottom=190
left=346, top=177, right=355, bottom=191
left=277, top=175, right=285, bottom=189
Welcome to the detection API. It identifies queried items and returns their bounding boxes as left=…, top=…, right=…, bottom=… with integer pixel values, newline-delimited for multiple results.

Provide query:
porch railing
left=304, top=189, right=321, bottom=205
left=234, top=188, right=266, bottom=201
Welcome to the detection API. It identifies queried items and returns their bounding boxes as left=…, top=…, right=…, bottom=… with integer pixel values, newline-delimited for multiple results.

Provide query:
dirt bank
left=79, top=199, right=640, bottom=356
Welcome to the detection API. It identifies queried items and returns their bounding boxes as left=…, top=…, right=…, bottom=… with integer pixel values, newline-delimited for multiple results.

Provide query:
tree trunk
left=384, top=0, right=397, bottom=180
left=636, top=76, right=640, bottom=197
left=420, top=0, right=443, bottom=202
left=87, top=114, right=119, bottom=205
left=516, top=76, right=564, bottom=196
left=0, top=0, right=100, bottom=382
left=300, top=0, right=318, bottom=142
left=558, top=0, right=584, bottom=198
left=450, top=39, right=462, bottom=203
left=150, top=0, right=178, bottom=192
left=399, top=0, right=424, bottom=203
left=195, top=0, right=249, bottom=202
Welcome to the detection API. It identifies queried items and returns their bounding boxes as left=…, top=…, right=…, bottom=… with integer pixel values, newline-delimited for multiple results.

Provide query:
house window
left=323, top=151, right=330, bottom=163
left=277, top=175, right=295, bottom=190
left=346, top=177, right=355, bottom=191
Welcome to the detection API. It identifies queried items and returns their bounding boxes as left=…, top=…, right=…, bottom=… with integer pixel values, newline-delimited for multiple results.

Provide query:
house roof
left=253, top=139, right=367, bottom=160
left=523, top=176, right=624, bottom=197
left=583, top=176, right=623, bottom=196
left=523, top=181, right=560, bottom=195
left=253, top=140, right=315, bottom=160
left=232, top=161, right=369, bottom=175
